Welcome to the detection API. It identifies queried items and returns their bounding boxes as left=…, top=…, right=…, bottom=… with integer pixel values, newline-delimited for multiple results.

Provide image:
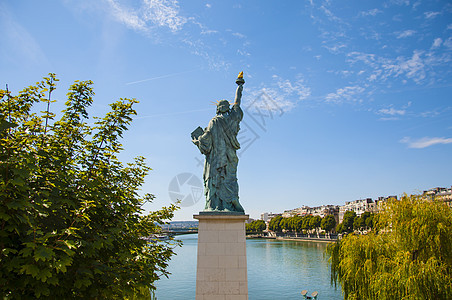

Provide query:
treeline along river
left=155, top=234, right=342, bottom=299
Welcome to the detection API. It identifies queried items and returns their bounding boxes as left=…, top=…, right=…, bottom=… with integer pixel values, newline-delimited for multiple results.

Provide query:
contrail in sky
left=126, top=69, right=200, bottom=85
left=133, top=108, right=211, bottom=119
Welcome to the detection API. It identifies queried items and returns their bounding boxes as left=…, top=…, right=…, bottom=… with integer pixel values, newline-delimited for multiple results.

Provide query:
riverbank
left=246, top=235, right=337, bottom=243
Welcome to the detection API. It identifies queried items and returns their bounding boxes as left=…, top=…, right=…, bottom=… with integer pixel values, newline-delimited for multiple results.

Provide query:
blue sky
left=1, top=0, right=451, bottom=220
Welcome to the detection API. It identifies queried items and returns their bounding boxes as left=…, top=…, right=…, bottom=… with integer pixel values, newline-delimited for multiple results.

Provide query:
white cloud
left=378, top=107, right=406, bottom=116
left=380, top=117, right=400, bottom=121
left=101, top=0, right=230, bottom=69
left=431, top=38, right=442, bottom=49
left=105, top=0, right=187, bottom=33
left=424, top=11, right=440, bottom=19
left=244, top=75, right=311, bottom=113
left=246, top=88, right=296, bottom=113
left=324, top=43, right=347, bottom=54
left=443, top=37, right=452, bottom=50
left=325, top=86, right=365, bottom=104
left=237, top=49, right=250, bottom=56
left=106, top=0, right=146, bottom=31
left=390, top=0, right=410, bottom=5
left=274, top=75, right=311, bottom=100
left=142, top=0, right=187, bottom=32
left=205, top=3, right=211, bottom=9
left=400, top=137, right=452, bottom=148
left=320, top=5, right=343, bottom=23
left=232, top=32, right=246, bottom=39
left=420, top=110, right=440, bottom=118
left=396, top=30, right=416, bottom=38
left=420, top=106, right=451, bottom=118
left=348, top=50, right=428, bottom=84
left=448, top=24, right=452, bottom=30
left=200, top=29, right=218, bottom=35
left=359, top=8, right=382, bottom=17
left=384, top=50, right=425, bottom=83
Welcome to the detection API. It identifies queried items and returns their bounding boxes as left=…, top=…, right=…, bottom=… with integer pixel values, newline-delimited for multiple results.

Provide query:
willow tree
left=0, top=74, right=178, bottom=298
left=327, top=195, right=452, bottom=299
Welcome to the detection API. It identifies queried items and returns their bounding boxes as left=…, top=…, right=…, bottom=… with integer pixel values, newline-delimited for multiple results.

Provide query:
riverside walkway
left=247, top=233, right=338, bottom=242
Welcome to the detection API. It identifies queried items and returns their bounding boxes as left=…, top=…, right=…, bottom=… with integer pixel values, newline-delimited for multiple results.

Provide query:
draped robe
left=196, top=104, right=244, bottom=212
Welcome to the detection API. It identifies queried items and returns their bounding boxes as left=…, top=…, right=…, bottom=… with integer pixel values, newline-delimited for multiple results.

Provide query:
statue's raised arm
left=234, top=71, right=245, bottom=106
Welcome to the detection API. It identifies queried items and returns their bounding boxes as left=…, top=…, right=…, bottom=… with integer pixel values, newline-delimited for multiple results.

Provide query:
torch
left=236, top=71, right=245, bottom=85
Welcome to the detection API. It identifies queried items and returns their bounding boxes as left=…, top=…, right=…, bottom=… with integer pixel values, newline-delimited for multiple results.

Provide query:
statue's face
left=216, top=101, right=230, bottom=114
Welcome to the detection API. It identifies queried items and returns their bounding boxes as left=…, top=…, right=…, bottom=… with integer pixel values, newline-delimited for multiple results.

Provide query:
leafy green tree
left=285, top=217, right=293, bottom=232
left=293, top=216, right=303, bottom=233
left=365, top=213, right=375, bottom=229
left=253, top=220, right=266, bottom=232
left=268, top=216, right=283, bottom=232
left=0, top=74, right=178, bottom=298
left=320, top=215, right=336, bottom=233
left=309, top=215, right=322, bottom=232
left=284, top=216, right=299, bottom=232
left=327, top=195, right=452, bottom=299
left=302, top=215, right=313, bottom=231
left=360, top=211, right=371, bottom=223
left=246, top=220, right=266, bottom=233
left=353, top=216, right=364, bottom=231
left=336, top=223, right=345, bottom=233
left=342, top=210, right=357, bottom=233
left=279, top=217, right=289, bottom=232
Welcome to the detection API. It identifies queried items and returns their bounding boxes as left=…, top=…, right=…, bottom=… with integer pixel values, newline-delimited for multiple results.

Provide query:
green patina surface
left=192, top=74, right=245, bottom=213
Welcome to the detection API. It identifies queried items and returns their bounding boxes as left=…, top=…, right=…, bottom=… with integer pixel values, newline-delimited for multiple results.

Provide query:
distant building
left=436, top=187, right=452, bottom=207
left=339, top=198, right=374, bottom=223
left=245, top=218, right=255, bottom=224
left=161, top=221, right=199, bottom=230
left=282, top=209, right=296, bottom=218
left=261, top=212, right=281, bottom=223
left=371, top=195, right=397, bottom=213
left=423, top=186, right=452, bottom=207
left=423, top=187, right=447, bottom=198
left=259, top=185, right=451, bottom=228
left=282, top=205, right=340, bottom=224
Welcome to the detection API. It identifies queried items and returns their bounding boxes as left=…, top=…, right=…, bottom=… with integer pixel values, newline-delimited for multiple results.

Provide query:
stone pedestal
left=194, top=213, right=249, bottom=300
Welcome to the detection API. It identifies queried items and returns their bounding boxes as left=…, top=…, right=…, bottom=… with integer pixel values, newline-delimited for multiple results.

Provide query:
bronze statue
left=192, top=72, right=245, bottom=213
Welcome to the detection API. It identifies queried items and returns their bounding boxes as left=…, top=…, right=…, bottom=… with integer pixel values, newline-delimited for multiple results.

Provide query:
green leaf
left=36, top=268, right=52, bottom=282
left=2, top=248, right=18, bottom=255
left=62, top=239, right=76, bottom=249
left=21, top=264, right=39, bottom=277
left=34, top=246, right=54, bottom=262
left=54, top=256, right=72, bottom=273
left=19, top=247, right=33, bottom=257
left=0, top=119, right=18, bottom=132
left=74, top=277, right=91, bottom=288
left=0, top=211, right=11, bottom=221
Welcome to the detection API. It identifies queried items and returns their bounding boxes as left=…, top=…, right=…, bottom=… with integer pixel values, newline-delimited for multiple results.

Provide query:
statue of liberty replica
left=191, top=72, right=245, bottom=213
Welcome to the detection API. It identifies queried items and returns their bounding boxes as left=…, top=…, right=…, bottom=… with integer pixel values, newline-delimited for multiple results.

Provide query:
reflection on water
left=247, top=239, right=341, bottom=299
left=155, top=235, right=342, bottom=299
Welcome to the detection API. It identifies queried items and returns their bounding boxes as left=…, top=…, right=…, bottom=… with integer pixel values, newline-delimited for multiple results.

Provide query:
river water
left=155, top=234, right=342, bottom=299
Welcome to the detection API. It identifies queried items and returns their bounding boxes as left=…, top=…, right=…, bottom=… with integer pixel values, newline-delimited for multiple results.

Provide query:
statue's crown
left=217, top=99, right=230, bottom=106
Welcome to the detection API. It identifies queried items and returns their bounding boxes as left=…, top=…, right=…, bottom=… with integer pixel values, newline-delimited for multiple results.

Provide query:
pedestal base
left=194, top=213, right=249, bottom=300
